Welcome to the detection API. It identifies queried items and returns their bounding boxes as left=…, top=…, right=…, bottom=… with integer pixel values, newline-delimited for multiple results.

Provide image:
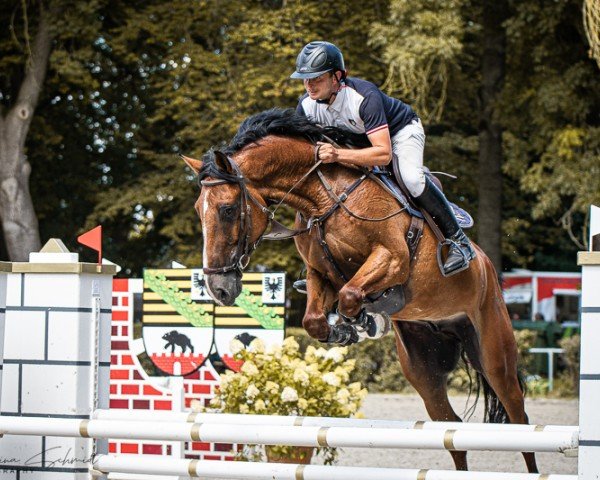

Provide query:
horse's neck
left=239, top=137, right=331, bottom=216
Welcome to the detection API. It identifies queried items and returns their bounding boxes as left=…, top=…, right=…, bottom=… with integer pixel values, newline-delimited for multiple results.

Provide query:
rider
left=291, top=41, right=476, bottom=277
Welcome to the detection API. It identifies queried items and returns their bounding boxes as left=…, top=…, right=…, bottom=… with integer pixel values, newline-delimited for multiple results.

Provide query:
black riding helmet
left=290, top=41, right=346, bottom=80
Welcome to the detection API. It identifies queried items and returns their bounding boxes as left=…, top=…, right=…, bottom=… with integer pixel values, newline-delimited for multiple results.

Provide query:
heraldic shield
left=214, top=272, right=285, bottom=372
left=142, top=269, right=285, bottom=376
left=142, top=269, right=214, bottom=376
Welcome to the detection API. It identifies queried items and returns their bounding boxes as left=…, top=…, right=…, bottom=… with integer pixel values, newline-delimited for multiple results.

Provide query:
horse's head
left=183, top=150, right=271, bottom=306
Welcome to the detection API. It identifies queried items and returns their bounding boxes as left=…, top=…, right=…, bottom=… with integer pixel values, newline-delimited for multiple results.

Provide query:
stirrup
left=436, top=238, right=474, bottom=277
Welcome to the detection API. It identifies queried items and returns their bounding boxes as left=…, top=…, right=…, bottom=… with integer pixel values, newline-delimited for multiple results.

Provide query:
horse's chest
left=300, top=230, right=365, bottom=281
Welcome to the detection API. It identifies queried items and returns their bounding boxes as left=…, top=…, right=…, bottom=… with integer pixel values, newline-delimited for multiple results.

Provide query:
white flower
left=357, top=388, right=368, bottom=401
left=336, top=388, right=350, bottom=404
left=266, top=343, right=282, bottom=357
left=304, top=345, right=317, bottom=361
left=241, top=361, right=259, bottom=376
left=249, top=338, right=266, bottom=353
left=334, top=366, right=350, bottom=382
left=315, top=347, right=328, bottom=358
left=281, top=386, right=299, bottom=403
left=293, top=368, right=310, bottom=386
left=254, top=399, right=266, bottom=412
left=322, top=372, right=340, bottom=387
left=246, top=384, right=260, bottom=399
left=230, top=339, right=245, bottom=355
left=348, top=382, right=362, bottom=393
left=298, top=398, right=308, bottom=410
left=239, top=404, right=249, bottom=414
left=266, top=381, right=279, bottom=394
left=282, top=337, right=300, bottom=354
left=325, top=347, right=344, bottom=363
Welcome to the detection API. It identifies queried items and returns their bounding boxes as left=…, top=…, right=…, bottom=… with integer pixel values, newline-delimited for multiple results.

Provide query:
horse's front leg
left=337, top=245, right=408, bottom=340
left=303, top=267, right=365, bottom=346
left=302, top=267, right=337, bottom=341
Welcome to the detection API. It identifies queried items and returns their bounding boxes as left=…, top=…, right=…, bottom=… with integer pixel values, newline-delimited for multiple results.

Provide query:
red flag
left=77, top=225, right=102, bottom=264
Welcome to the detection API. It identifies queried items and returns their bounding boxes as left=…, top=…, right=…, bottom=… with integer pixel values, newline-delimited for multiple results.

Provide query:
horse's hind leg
left=470, top=276, right=539, bottom=473
left=393, top=320, right=469, bottom=470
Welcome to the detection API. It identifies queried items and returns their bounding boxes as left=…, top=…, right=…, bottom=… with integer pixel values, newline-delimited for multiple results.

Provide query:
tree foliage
left=0, top=0, right=596, bottom=277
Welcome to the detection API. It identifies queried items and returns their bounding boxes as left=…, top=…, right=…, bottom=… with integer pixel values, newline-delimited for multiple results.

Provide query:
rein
left=199, top=148, right=322, bottom=275
left=200, top=143, right=410, bottom=279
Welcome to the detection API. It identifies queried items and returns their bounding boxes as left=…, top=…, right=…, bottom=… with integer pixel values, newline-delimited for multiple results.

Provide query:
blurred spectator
left=511, top=313, right=521, bottom=321
left=533, top=312, right=545, bottom=321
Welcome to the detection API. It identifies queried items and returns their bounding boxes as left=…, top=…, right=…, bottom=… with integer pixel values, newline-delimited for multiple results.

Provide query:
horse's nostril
left=216, top=288, right=229, bottom=303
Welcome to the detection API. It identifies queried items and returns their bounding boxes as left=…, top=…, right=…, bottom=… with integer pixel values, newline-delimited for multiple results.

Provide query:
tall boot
left=414, top=178, right=476, bottom=276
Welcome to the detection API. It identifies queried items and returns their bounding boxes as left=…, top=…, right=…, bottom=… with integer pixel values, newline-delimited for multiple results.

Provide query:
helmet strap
left=316, top=71, right=344, bottom=105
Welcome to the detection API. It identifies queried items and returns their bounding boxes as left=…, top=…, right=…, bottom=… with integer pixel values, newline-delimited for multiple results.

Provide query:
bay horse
left=183, top=108, right=537, bottom=472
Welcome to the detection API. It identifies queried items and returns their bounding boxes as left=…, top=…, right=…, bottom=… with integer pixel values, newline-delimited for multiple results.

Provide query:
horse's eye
left=219, top=204, right=236, bottom=220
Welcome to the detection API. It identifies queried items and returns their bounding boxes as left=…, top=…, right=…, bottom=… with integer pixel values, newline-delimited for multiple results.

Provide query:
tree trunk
left=477, top=0, right=509, bottom=273
left=0, top=4, right=53, bottom=261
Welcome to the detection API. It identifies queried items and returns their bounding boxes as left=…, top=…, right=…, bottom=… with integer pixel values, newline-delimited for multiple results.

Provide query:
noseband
left=199, top=150, right=324, bottom=276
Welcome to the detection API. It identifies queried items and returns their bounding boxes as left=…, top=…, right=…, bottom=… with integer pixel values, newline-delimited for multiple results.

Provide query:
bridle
left=199, top=150, right=323, bottom=275
left=199, top=144, right=407, bottom=279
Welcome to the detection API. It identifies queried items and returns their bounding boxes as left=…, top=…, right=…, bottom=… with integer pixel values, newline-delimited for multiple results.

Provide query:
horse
left=182, top=108, right=538, bottom=473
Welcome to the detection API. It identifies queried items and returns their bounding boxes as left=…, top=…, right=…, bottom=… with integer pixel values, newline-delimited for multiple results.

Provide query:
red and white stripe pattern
left=366, top=124, right=389, bottom=135
left=109, top=278, right=234, bottom=461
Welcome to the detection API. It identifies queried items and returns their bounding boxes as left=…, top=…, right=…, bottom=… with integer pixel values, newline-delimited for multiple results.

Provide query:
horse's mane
left=200, top=108, right=371, bottom=176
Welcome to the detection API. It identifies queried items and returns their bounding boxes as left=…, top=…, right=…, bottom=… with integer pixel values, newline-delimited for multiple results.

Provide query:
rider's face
left=303, top=72, right=337, bottom=101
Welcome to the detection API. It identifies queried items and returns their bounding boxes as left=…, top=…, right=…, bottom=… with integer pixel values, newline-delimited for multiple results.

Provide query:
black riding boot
left=414, top=178, right=476, bottom=276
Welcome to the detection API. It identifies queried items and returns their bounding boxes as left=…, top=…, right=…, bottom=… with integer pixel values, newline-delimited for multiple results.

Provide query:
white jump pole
left=93, top=409, right=578, bottom=433
left=0, top=416, right=578, bottom=453
left=94, top=454, right=577, bottom=480
left=577, top=204, right=600, bottom=480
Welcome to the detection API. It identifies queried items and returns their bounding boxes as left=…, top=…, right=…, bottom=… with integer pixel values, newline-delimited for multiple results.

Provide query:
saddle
left=370, top=159, right=474, bottom=233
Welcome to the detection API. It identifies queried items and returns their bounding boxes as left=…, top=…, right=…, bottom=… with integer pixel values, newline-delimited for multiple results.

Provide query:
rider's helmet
left=290, top=41, right=346, bottom=81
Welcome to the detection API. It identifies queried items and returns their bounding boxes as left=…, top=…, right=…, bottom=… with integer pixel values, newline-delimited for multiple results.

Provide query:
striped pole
left=94, top=454, right=577, bottom=480
left=93, top=409, right=578, bottom=433
left=0, top=417, right=578, bottom=453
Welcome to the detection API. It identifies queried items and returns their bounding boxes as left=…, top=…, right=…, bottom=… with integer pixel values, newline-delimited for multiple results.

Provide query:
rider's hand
left=316, top=142, right=339, bottom=163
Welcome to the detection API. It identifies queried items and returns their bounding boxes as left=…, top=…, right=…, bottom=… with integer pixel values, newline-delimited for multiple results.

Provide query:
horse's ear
left=213, top=150, right=235, bottom=175
left=181, top=154, right=203, bottom=175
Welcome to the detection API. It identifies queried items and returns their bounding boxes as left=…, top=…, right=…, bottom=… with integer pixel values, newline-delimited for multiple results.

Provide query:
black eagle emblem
left=264, top=275, right=283, bottom=300
left=193, top=272, right=206, bottom=297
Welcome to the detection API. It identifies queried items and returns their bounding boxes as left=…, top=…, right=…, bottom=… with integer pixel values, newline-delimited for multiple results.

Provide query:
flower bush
left=207, top=336, right=368, bottom=464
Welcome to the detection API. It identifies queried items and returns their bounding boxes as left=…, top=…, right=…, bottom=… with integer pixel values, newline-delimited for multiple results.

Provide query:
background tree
left=0, top=1, right=52, bottom=260
left=477, top=0, right=509, bottom=271
left=501, top=0, right=600, bottom=256
left=1, top=0, right=596, bottom=285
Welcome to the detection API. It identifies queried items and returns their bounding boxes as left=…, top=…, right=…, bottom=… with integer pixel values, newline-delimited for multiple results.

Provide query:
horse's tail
left=461, top=343, right=527, bottom=424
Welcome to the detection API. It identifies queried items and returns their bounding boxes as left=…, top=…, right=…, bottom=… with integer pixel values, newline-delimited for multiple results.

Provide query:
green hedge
left=286, top=327, right=578, bottom=396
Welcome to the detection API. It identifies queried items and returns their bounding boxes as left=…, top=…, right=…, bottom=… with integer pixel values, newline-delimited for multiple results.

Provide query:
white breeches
left=391, top=119, right=426, bottom=197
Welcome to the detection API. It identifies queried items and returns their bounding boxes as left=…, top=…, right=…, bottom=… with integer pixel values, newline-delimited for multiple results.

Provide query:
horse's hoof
left=356, top=312, right=391, bottom=341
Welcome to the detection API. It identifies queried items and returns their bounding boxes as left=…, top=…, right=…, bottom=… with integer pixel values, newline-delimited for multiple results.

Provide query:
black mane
left=199, top=108, right=371, bottom=181
left=223, top=108, right=370, bottom=155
